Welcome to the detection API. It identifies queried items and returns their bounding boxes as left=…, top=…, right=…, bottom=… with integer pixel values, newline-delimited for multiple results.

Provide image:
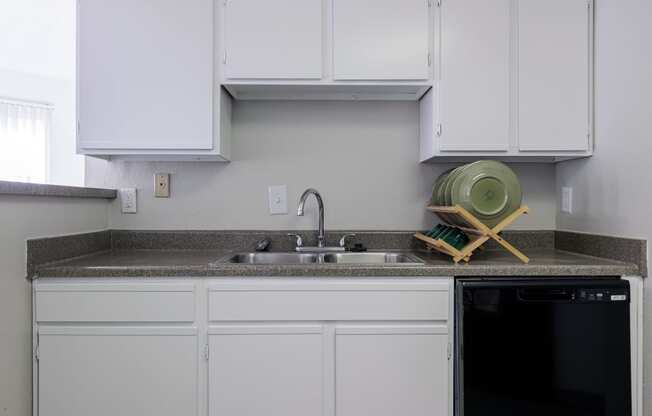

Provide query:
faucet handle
left=339, top=233, right=357, bottom=248
left=287, top=233, right=304, bottom=248
left=255, top=238, right=271, bottom=252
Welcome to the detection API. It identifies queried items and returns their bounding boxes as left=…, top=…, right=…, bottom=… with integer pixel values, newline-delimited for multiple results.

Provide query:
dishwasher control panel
left=578, top=288, right=628, bottom=302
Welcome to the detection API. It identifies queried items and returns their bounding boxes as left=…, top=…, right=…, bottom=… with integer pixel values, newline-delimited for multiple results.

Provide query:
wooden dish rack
left=414, top=205, right=530, bottom=264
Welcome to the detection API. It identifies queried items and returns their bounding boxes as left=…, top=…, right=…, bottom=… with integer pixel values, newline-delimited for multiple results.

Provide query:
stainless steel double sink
left=225, top=252, right=425, bottom=265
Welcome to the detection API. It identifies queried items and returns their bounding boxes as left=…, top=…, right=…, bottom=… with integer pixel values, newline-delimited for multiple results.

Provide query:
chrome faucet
left=294, top=188, right=349, bottom=252
left=297, top=188, right=325, bottom=248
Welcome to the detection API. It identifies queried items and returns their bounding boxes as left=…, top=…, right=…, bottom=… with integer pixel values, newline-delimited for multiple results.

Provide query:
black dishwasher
left=455, top=278, right=631, bottom=416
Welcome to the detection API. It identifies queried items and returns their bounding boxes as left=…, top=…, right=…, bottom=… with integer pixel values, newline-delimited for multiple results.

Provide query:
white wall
left=554, top=0, right=652, bottom=413
left=86, top=100, right=557, bottom=230
left=0, top=196, right=108, bottom=416
left=0, top=0, right=83, bottom=186
left=0, top=0, right=75, bottom=80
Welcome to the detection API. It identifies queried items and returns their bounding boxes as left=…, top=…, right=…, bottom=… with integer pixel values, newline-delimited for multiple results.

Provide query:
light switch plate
left=155, top=173, right=170, bottom=198
left=119, top=188, right=137, bottom=213
left=268, top=185, right=288, bottom=215
left=561, top=186, right=573, bottom=214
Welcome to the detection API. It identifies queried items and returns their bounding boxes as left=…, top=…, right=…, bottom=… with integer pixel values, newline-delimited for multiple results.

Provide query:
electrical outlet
left=268, top=185, right=288, bottom=215
left=561, top=187, right=573, bottom=214
left=120, top=188, right=137, bottom=213
left=155, top=173, right=170, bottom=198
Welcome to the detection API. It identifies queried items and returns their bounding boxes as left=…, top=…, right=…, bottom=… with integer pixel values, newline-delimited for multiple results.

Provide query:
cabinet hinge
left=436, top=123, right=442, bottom=137
left=34, top=335, right=40, bottom=362
left=203, top=344, right=209, bottom=361
left=427, top=52, right=432, bottom=67
left=223, top=50, right=227, bottom=65
left=447, top=342, right=451, bottom=360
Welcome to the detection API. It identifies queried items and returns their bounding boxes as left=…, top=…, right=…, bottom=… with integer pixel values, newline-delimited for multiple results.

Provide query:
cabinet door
left=439, top=0, right=511, bottom=151
left=38, top=328, right=197, bottom=416
left=78, top=0, right=214, bottom=150
left=335, top=325, right=449, bottom=416
left=517, top=0, right=590, bottom=152
left=224, top=0, right=322, bottom=79
left=208, top=325, right=324, bottom=416
left=333, top=0, right=430, bottom=80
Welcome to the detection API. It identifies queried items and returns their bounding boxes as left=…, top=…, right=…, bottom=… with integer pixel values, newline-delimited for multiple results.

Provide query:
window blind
left=0, top=98, right=53, bottom=183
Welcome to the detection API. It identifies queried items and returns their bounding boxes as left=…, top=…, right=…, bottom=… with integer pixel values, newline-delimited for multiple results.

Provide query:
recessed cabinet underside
left=33, top=278, right=453, bottom=416
left=220, top=0, right=434, bottom=101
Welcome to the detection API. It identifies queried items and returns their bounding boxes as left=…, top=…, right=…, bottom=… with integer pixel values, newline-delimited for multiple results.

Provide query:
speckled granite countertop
left=0, top=180, right=116, bottom=199
left=34, top=248, right=638, bottom=278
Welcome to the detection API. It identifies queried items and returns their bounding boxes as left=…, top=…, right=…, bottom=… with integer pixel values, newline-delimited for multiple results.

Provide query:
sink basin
left=223, top=252, right=424, bottom=265
left=322, top=252, right=424, bottom=265
left=227, top=252, right=319, bottom=264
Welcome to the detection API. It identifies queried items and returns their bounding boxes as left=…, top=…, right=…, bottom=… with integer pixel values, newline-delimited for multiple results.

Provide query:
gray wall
left=0, top=195, right=108, bottom=416
left=87, top=100, right=557, bottom=231
left=555, top=0, right=651, bottom=413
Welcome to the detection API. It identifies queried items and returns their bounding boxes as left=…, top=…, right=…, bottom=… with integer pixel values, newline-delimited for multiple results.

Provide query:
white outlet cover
left=119, top=188, right=137, bottom=214
left=155, top=173, right=170, bottom=198
left=561, top=187, right=573, bottom=214
left=268, top=185, right=288, bottom=215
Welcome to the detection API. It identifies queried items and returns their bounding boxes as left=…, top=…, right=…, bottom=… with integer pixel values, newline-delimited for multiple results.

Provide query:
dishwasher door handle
left=517, top=288, right=573, bottom=302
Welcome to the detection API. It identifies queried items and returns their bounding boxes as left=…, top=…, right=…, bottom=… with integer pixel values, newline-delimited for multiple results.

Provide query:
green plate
left=430, top=168, right=455, bottom=223
left=442, top=164, right=473, bottom=225
left=449, top=160, right=522, bottom=228
left=442, top=165, right=466, bottom=206
left=437, top=165, right=466, bottom=224
left=430, top=168, right=453, bottom=206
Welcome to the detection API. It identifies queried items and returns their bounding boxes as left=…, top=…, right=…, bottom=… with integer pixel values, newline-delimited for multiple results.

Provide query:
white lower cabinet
left=335, top=325, right=449, bottom=416
left=208, top=326, right=324, bottom=416
left=206, top=278, right=451, bottom=416
left=34, top=278, right=452, bottom=416
left=38, top=328, right=198, bottom=416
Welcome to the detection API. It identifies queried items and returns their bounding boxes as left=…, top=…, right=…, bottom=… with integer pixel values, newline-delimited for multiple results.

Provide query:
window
left=0, top=98, right=52, bottom=183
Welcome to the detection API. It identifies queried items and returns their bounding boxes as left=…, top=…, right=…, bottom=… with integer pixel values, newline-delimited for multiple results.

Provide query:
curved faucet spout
left=297, top=188, right=325, bottom=248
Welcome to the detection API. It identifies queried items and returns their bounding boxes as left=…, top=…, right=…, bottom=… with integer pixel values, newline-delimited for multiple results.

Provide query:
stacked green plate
left=429, top=161, right=522, bottom=228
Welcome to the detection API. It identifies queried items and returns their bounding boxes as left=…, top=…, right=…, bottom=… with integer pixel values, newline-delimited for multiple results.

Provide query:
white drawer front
left=208, top=280, right=449, bottom=322
left=35, top=283, right=195, bottom=323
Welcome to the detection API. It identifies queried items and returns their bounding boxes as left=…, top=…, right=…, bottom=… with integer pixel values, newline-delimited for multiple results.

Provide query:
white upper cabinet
left=438, top=0, right=511, bottom=152
left=223, top=0, right=323, bottom=79
left=420, top=0, right=594, bottom=162
left=77, top=0, right=231, bottom=161
left=517, top=0, right=591, bottom=152
left=332, top=0, right=430, bottom=80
